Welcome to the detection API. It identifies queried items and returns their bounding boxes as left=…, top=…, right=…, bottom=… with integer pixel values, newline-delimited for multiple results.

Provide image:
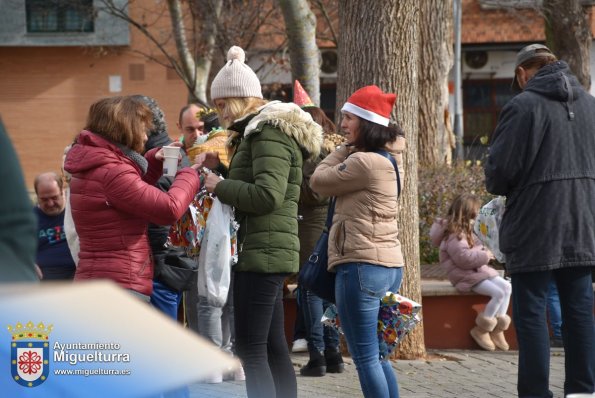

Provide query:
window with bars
left=463, top=79, right=516, bottom=145
left=26, top=0, right=94, bottom=33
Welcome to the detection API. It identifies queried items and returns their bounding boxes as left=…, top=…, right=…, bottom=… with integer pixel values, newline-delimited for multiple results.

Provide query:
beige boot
left=490, top=315, right=511, bottom=351
left=470, top=313, right=497, bottom=351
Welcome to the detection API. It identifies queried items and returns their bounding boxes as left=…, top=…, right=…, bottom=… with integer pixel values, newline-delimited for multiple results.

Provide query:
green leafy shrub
left=418, top=161, right=494, bottom=265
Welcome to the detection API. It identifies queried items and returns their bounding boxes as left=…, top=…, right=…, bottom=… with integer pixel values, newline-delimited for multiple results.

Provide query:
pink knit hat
left=341, top=85, right=396, bottom=126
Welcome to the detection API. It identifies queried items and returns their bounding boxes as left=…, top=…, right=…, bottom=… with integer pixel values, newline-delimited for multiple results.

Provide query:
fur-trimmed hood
left=237, top=101, right=323, bottom=160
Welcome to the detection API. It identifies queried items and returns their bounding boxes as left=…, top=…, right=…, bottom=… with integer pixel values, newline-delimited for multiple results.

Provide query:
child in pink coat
left=430, top=194, right=512, bottom=351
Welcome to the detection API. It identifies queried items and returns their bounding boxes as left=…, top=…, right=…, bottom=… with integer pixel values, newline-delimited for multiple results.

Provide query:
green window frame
left=26, top=0, right=94, bottom=33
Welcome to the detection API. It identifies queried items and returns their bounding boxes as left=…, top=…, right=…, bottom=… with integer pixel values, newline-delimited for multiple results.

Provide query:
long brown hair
left=444, top=193, right=481, bottom=247
left=85, top=96, right=153, bottom=153
left=302, top=106, right=335, bottom=135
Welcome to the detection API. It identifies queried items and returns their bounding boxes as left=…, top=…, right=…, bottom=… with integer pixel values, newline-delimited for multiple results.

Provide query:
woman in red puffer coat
left=64, top=96, right=201, bottom=300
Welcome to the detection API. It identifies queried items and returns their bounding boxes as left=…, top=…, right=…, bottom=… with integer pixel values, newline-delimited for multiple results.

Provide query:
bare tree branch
left=311, top=0, right=338, bottom=46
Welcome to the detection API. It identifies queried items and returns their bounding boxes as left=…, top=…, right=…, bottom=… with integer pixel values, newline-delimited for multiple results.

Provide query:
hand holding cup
left=161, top=145, right=182, bottom=176
left=155, top=141, right=183, bottom=161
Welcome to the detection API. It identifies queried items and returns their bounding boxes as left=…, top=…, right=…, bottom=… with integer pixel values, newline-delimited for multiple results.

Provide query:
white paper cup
left=162, top=145, right=181, bottom=158
left=162, top=145, right=180, bottom=177
left=163, top=156, right=178, bottom=177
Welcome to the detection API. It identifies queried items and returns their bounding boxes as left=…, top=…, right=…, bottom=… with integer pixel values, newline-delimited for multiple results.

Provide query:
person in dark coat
left=292, top=81, right=344, bottom=377
left=0, top=117, right=38, bottom=282
left=134, top=95, right=191, bottom=319
left=484, top=44, right=595, bottom=398
left=136, top=95, right=191, bottom=398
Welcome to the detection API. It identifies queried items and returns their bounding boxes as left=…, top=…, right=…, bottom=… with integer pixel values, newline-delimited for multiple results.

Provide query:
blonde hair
left=444, top=194, right=482, bottom=247
left=215, top=97, right=267, bottom=128
left=85, top=96, right=153, bottom=153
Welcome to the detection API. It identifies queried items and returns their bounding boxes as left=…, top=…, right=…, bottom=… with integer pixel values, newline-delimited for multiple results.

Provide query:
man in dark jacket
left=0, top=118, right=38, bottom=282
left=136, top=95, right=189, bottom=320
left=484, top=44, right=595, bottom=398
left=138, top=95, right=192, bottom=398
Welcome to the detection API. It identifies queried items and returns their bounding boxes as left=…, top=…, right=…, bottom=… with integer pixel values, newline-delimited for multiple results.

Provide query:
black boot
left=324, top=348, right=344, bottom=373
left=300, top=350, right=326, bottom=377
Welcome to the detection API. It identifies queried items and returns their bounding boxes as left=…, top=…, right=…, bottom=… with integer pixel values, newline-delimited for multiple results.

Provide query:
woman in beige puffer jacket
left=310, top=85, right=404, bottom=398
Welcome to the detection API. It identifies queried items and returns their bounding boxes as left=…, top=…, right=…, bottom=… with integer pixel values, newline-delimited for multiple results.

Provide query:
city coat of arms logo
left=7, top=321, right=52, bottom=387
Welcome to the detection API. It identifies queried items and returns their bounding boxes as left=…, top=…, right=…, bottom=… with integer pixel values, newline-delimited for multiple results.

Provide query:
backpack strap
left=373, top=150, right=402, bottom=198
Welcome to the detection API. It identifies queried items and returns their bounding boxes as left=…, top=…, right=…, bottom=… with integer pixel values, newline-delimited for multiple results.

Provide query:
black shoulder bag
left=297, top=197, right=337, bottom=303
left=154, top=247, right=198, bottom=293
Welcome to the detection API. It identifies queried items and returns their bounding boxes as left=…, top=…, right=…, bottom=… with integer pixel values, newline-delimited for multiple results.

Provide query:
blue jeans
left=151, top=280, right=182, bottom=320
left=335, top=263, right=403, bottom=398
left=149, top=281, right=188, bottom=398
left=298, top=285, right=340, bottom=352
left=546, top=279, right=562, bottom=339
left=512, top=267, right=595, bottom=397
left=293, top=289, right=307, bottom=341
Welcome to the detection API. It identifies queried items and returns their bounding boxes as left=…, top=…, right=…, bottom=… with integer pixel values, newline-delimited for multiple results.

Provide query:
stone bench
left=421, top=279, right=517, bottom=349
left=421, top=280, right=595, bottom=350
left=283, top=282, right=510, bottom=350
left=284, top=281, right=595, bottom=351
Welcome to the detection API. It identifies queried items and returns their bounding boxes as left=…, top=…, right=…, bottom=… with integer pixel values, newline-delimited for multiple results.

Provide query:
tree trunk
left=418, top=0, right=454, bottom=166
left=168, top=0, right=221, bottom=104
left=191, top=0, right=223, bottom=104
left=167, top=0, right=198, bottom=98
left=543, top=0, right=592, bottom=91
left=278, top=0, right=320, bottom=105
left=337, top=0, right=425, bottom=360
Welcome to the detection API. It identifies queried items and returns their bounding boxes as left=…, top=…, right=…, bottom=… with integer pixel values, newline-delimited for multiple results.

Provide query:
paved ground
left=189, top=347, right=566, bottom=398
left=189, top=265, right=570, bottom=397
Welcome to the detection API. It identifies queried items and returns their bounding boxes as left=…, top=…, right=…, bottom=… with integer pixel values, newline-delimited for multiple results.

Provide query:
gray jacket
left=484, top=61, right=595, bottom=274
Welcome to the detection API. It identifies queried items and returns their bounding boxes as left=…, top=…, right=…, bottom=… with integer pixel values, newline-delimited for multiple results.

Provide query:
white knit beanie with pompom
left=210, top=46, right=263, bottom=100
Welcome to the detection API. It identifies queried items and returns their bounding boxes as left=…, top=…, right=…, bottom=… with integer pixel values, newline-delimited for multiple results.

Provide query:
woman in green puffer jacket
left=196, top=46, right=323, bottom=398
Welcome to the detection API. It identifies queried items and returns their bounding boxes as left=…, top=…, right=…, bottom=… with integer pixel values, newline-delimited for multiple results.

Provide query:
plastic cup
left=162, top=145, right=180, bottom=176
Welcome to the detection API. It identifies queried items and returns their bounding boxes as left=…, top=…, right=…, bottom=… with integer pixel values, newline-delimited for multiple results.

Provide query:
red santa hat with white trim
left=341, top=85, right=396, bottom=127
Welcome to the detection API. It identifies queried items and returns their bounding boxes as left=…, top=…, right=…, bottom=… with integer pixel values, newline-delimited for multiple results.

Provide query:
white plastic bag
left=197, top=197, right=233, bottom=307
left=474, top=196, right=506, bottom=263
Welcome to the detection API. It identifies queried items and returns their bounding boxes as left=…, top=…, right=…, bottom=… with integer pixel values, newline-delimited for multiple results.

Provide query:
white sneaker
left=291, top=338, right=308, bottom=353
left=202, top=372, right=223, bottom=384
left=234, top=364, right=246, bottom=381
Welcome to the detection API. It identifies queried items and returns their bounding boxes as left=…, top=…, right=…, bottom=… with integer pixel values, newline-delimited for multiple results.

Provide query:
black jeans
left=234, top=271, right=297, bottom=398
left=512, top=267, right=595, bottom=397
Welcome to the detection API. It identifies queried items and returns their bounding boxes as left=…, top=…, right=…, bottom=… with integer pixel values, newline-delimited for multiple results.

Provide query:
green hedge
left=418, top=161, right=493, bottom=265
